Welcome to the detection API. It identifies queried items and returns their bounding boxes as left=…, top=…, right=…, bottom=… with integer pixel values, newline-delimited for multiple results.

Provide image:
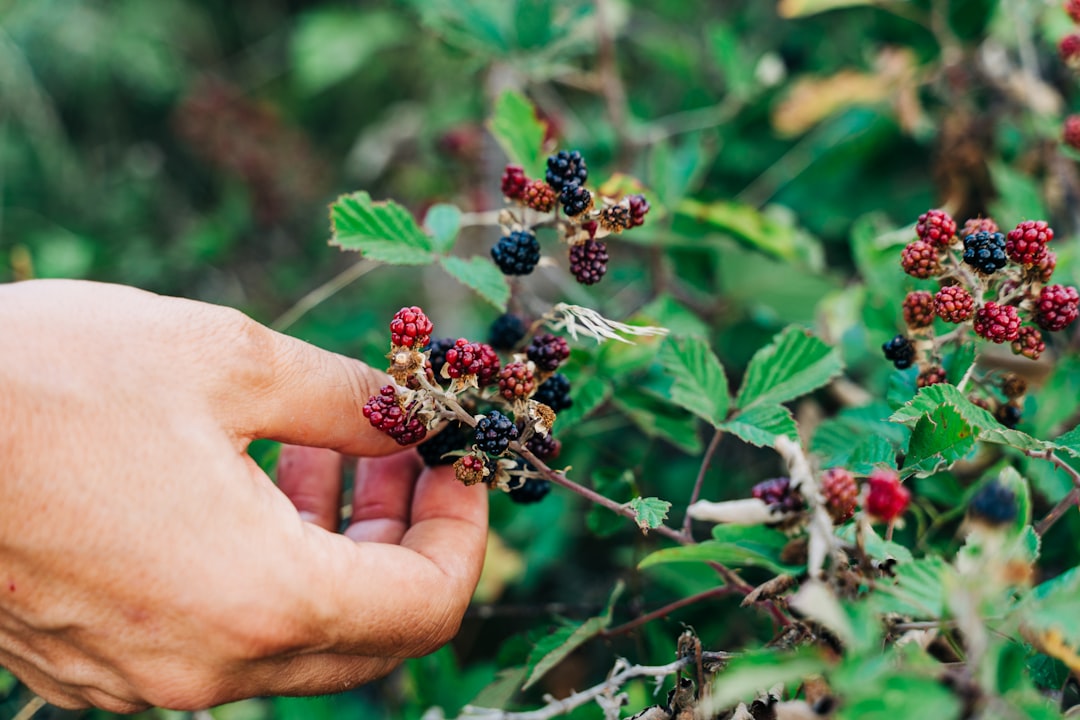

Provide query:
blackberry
left=509, top=477, right=552, bottom=504
left=545, top=149, right=588, bottom=191
left=996, top=403, right=1022, bottom=429
left=902, top=291, right=935, bottom=329
left=362, top=385, right=428, bottom=445
left=527, top=333, right=570, bottom=372
left=534, top=373, right=573, bottom=412
left=442, top=338, right=485, bottom=379
left=1005, top=220, right=1053, bottom=267
left=474, top=410, right=519, bottom=455
left=916, top=209, right=957, bottom=247
left=900, top=240, right=941, bottom=278
left=934, top=285, right=974, bottom=323
left=476, top=343, right=501, bottom=387
left=1061, top=34, right=1080, bottom=67
left=599, top=205, right=632, bottom=233
left=417, top=422, right=472, bottom=466
left=961, top=217, right=998, bottom=237
left=967, top=480, right=1018, bottom=527
left=1034, top=250, right=1057, bottom=283
left=1069, top=0, right=1080, bottom=23
left=560, top=184, right=593, bottom=216
left=627, top=194, right=651, bottom=227
left=497, top=361, right=536, bottom=402
left=526, top=433, right=562, bottom=460
left=569, top=239, right=609, bottom=285
left=973, top=302, right=1021, bottom=343
left=917, top=366, right=947, bottom=388
left=522, top=180, right=557, bottom=213
left=488, top=313, right=527, bottom=350
left=882, top=334, right=915, bottom=370
left=500, top=164, right=528, bottom=200
left=390, top=306, right=433, bottom=349
left=491, top=230, right=541, bottom=276
left=865, top=469, right=910, bottom=522
left=453, top=453, right=495, bottom=486
left=751, top=477, right=804, bottom=513
left=1000, top=373, right=1028, bottom=399
left=821, top=468, right=858, bottom=523
left=962, top=231, right=1008, bottom=274
left=1035, top=284, right=1080, bottom=332
left=425, top=337, right=457, bottom=379
left=1065, top=115, right=1080, bottom=151
left=1011, top=326, right=1045, bottom=360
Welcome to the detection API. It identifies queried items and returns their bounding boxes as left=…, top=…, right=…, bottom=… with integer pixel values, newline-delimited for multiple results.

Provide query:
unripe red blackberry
left=454, top=453, right=495, bottom=486
left=362, top=385, right=428, bottom=445
left=902, top=291, right=935, bottom=329
left=963, top=231, right=1008, bottom=274
left=497, top=361, right=536, bottom=402
left=751, top=477, right=805, bottom=513
left=488, top=313, right=527, bottom=351
left=1011, top=326, right=1046, bottom=360
left=1064, top=115, right=1080, bottom=151
left=545, top=150, right=588, bottom=191
left=821, top=468, right=858, bottom=523
left=501, top=164, right=528, bottom=200
left=508, top=477, right=552, bottom=504
left=599, top=204, right=632, bottom=233
left=390, top=306, right=433, bottom=349
left=916, top=209, right=957, bottom=247
left=973, top=302, right=1021, bottom=343
left=627, top=194, right=651, bottom=227
left=865, top=469, right=910, bottom=522
left=476, top=343, right=501, bottom=387
left=1035, top=284, right=1080, bottom=332
left=1001, top=373, right=1028, bottom=399
left=934, top=285, right=975, bottom=323
left=491, top=230, right=541, bottom=276
left=1034, top=250, right=1057, bottom=283
left=526, top=433, right=562, bottom=460
left=569, top=239, right=609, bottom=285
left=527, top=333, right=570, bottom=372
left=901, top=240, right=941, bottom=278
left=967, top=479, right=1018, bottom=527
left=882, top=334, right=916, bottom=369
left=522, top=179, right=557, bottom=213
left=533, top=372, right=572, bottom=412
left=560, top=184, right=593, bottom=216
left=1061, top=34, right=1080, bottom=68
left=417, top=422, right=472, bottom=467
left=474, top=410, right=519, bottom=455
left=961, top=217, right=998, bottom=237
left=1005, top=220, right=1053, bottom=266
left=443, top=338, right=486, bottom=379
left=1068, top=0, right=1080, bottom=23
left=917, top=366, right=947, bottom=388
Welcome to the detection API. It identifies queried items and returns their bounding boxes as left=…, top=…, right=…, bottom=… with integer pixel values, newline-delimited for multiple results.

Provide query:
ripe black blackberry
left=526, top=433, right=561, bottom=460
left=474, top=410, right=519, bottom=455
left=996, top=403, right=1022, bottom=429
left=425, top=337, right=458, bottom=379
left=417, top=422, right=472, bottom=466
left=527, top=333, right=570, bottom=372
left=962, top=231, right=1007, bottom=274
left=560, top=185, right=592, bottom=216
left=534, top=373, right=572, bottom=412
left=488, top=313, right=527, bottom=350
left=967, top=480, right=1018, bottom=527
left=569, top=239, right=609, bottom=285
left=751, top=477, right=804, bottom=513
left=882, top=334, right=915, bottom=369
left=509, top=476, right=552, bottom=504
left=491, top=230, right=541, bottom=275
left=545, top=150, right=588, bottom=191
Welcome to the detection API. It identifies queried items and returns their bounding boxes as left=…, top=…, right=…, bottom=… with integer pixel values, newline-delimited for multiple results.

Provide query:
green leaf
left=735, top=326, right=843, bottom=409
left=438, top=256, right=511, bottom=310
left=677, top=199, right=823, bottom=265
left=522, top=582, right=622, bottom=690
left=469, top=666, right=527, bottom=710
left=657, top=336, right=730, bottom=427
left=778, top=0, right=875, bottom=17
left=840, top=674, right=962, bottom=720
left=869, top=556, right=950, bottom=619
left=710, top=650, right=827, bottom=709
left=586, top=469, right=636, bottom=538
left=330, top=191, right=434, bottom=265
left=639, top=525, right=803, bottom=575
left=290, top=9, right=407, bottom=94
left=1052, top=423, right=1080, bottom=458
left=1022, top=567, right=1080, bottom=647
left=486, top=91, right=546, bottom=178
left=627, top=497, right=671, bottom=532
left=902, top=403, right=976, bottom=476
left=614, top=387, right=703, bottom=454
left=553, top=377, right=611, bottom=431
left=424, top=203, right=462, bottom=255
left=721, top=404, right=799, bottom=449
left=836, top=524, right=913, bottom=563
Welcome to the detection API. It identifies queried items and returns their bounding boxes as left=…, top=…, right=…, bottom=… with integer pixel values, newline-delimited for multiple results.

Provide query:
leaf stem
left=1029, top=449, right=1080, bottom=535
left=683, top=428, right=723, bottom=537
left=601, top=586, right=734, bottom=638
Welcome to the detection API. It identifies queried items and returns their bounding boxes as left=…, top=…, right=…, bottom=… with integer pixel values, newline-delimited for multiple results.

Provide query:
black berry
left=882, top=334, right=915, bottom=370
left=560, top=185, right=592, bottom=216
left=417, top=422, right=472, bottom=466
left=968, top=480, right=1018, bottom=526
left=488, top=313, right=527, bottom=350
left=527, top=333, right=570, bottom=372
left=474, top=410, right=519, bottom=455
left=509, top=476, right=552, bottom=504
left=569, top=239, right=609, bottom=285
left=996, top=403, right=1022, bottom=429
left=962, top=231, right=1008, bottom=274
left=751, top=477, right=804, bottom=513
left=534, top=373, right=573, bottom=412
left=545, top=150, right=588, bottom=191
left=491, top=230, right=541, bottom=276
left=425, top=337, right=457, bottom=380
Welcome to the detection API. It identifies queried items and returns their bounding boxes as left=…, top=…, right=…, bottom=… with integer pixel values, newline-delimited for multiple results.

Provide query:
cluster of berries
left=751, top=467, right=910, bottom=525
left=1062, top=1, right=1080, bottom=150
left=361, top=306, right=574, bottom=504
left=496, top=150, right=650, bottom=285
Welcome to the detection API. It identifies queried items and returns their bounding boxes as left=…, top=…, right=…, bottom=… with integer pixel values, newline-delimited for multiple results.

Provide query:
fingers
left=277, top=446, right=343, bottom=531
left=344, top=452, right=421, bottom=544
left=250, top=654, right=400, bottom=699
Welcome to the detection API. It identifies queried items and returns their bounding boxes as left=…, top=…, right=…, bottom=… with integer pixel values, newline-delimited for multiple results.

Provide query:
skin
left=0, top=279, right=488, bottom=713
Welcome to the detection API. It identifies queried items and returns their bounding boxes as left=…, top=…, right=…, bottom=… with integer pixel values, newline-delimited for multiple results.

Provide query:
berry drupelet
left=967, top=480, right=1018, bottom=527
left=934, top=286, right=974, bottom=323
left=509, top=477, right=552, bottom=504
left=527, top=333, right=570, bottom=372
left=533, top=373, right=573, bottom=412
left=900, top=240, right=941, bottom=278
left=417, top=422, right=473, bottom=466
left=916, top=209, right=957, bottom=247
left=474, top=410, right=519, bottom=455
left=821, top=468, right=858, bottom=523
left=560, top=184, right=593, bottom=216
left=882, top=334, right=916, bottom=370
left=1035, top=284, right=1080, bottom=332
left=963, top=231, right=1008, bottom=274
left=362, top=385, right=428, bottom=445
left=866, top=469, right=910, bottom=522
left=973, top=302, right=1021, bottom=343
left=500, top=165, right=528, bottom=200
left=545, top=150, right=588, bottom=191
left=488, top=313, right=527, bottom=351
left=491, top=230, right=541, bottom=276
left=390, top=306, right=433, bottom=349
left=902, top=291, right=935, bottom=329
left=569, top=239, right=609, bottom=285
left=1011, top=326, right=1046, bottom=360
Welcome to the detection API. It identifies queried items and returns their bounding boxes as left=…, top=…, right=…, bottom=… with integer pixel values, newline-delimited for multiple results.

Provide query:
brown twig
left=1029, top=449, right=1080, bottom=536
left=594, top=0, right=632, bottom=167
left=683, top=428, right=723, bottom=536
left=601, top=586, right=734, bottom=638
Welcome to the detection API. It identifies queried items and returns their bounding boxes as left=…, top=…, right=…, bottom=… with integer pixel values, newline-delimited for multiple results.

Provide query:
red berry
left=916, top=209, right=957, bottom=247
left=901, top=240, right=941, bottom=279
left=522, top=179, right=557, bottom=212
left=1035, top=284, right=1080, bottom=331
left=1011, top=326, right=1046, bottom=360
left=362, top=385, right=427, bottom=445
left=500, top=165, right=528, bottom=200
left=902, top=291, right=935, bottom=329
left=454, top=453, right=495, bottom=486
left=821, top=468, right=858, bottom=523
left=1069, top=0, right=1080, bottom=22
left=917, top=366, right=948, bottom=388
left=443, top=338, right=486, bottom=379
left=1065, top=115, right=1080, bottom=151
left=390, top=306, right=433, bottom=349
left=973, top=302, right=1021, bottom=343
left=1034, top=250, right=1057, bottom=283
left=526, top=333, right=570, bottom=372
left=1061, top=34, right=1080, bottom=67
left=865, top=469, right=910, bottom=522
left=476, top=343, right=501, bottom=387
left=1005, top=220, right=1053, bottom=266
left=497, top=361, right=536, bottom=402
left=627, top=194, right=651, bottom=227
left=751, top=477, right=804, bottom=513
left=934, top=285, right=974, bottom=323
left=961, top=217, right=998, bottom=237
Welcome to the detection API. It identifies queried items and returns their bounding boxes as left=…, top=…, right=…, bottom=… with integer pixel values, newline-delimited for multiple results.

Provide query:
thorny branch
left=1029, top=449, right=1080, bottom=536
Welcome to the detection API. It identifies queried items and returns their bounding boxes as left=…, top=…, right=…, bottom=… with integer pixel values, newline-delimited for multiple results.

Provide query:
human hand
left=0, top=279, right=487, bottom=713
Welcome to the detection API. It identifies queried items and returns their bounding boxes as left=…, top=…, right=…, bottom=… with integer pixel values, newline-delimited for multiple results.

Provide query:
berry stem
left=1028, top=449, right=1080, bottom=536
left=683, top=428, right=724, bottom=537
left=601, top=585, right=734, bottom=638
